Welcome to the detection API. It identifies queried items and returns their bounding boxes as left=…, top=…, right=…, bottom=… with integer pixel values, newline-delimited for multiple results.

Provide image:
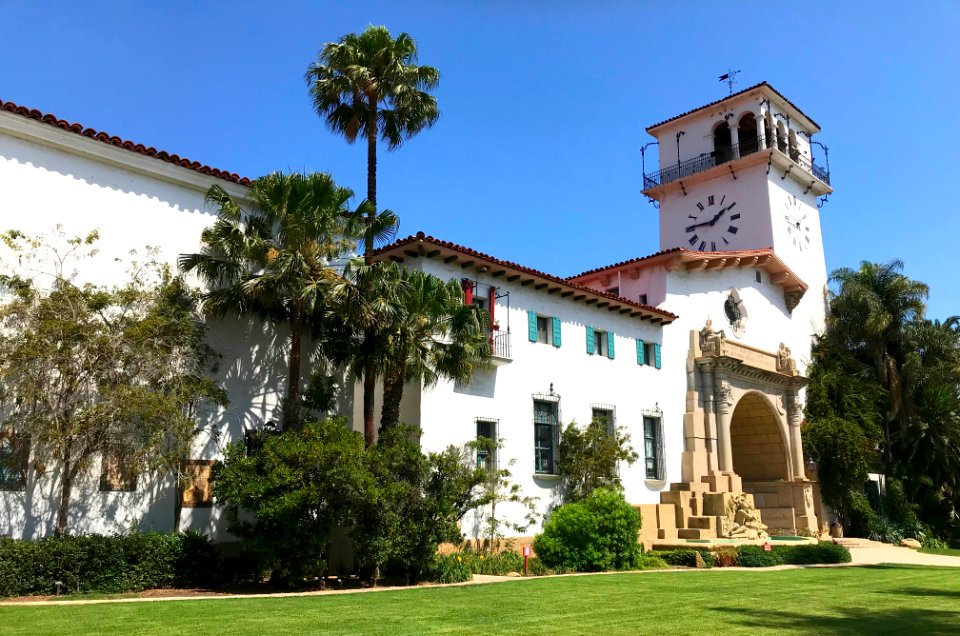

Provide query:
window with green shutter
left=586, top=326, right=595, bottom=354
left=636, top=338, right=646, bottom=365
left=530, top=312, right=558, bottom=346
left=528, top=311, right=538, bottom=342
left=606, top=331, right=615, bottom=360
left=552, top=317, right=562, bottom=347
left=654, top=343, right=662, bottom=369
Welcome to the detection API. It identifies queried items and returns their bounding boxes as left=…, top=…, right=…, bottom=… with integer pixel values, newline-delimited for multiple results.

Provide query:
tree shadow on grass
left=882, top=587, right=960, bottom=600
left=713, top=606, right=960, bottom=635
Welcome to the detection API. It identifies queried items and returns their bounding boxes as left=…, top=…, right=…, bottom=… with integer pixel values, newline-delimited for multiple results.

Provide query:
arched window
left=713, top=121, right=733, bottom=165
left=763, top=113, right=775, bottom=150
left=738, top=113, right=758, bottom=156
left=788, top=130, right=800, bottom=162
left=776, top=121, right=787, bottom=153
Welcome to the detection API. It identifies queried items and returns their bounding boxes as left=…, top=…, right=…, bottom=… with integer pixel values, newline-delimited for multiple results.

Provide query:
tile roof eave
left=645, top=81, right=821, bottom=135
left=0, top=99, right=252, bottom=186
left=372, top=232, right=679, bottom=324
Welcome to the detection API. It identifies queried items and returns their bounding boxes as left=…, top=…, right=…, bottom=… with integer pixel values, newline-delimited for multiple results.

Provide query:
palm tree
left=379, top=271, right=490, bottom=430
left=306, top=26, right=440, bottom=441
left=305, top=25, right=440, bottom=241
left=179, top=171, right=358, bottom=429
left=828, top=260, right=929, bottom=474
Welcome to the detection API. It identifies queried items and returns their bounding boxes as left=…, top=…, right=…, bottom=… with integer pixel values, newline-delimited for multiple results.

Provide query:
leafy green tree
left=357, top=425, right=485, bottom=583
left=557, top=417, right=639, bottom=503
left=533, top=488, right=642, bottom=572
left=179, top=172, right=358, bottom=428
left=379, top=270, right=490, bottom=430
left=212, top=417, right=374, bottom=586
left=467, top=437, right=539, bottom=550
left=828, top=260, right=928, bottom=475
left=306, top=25, right=440, bottom=439
left=0, top=229, right=224, bottom=536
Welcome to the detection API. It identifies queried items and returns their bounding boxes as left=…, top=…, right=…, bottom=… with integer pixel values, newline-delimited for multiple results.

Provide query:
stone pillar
left=730, top=123, right=740, bottom=160
left=786, top=389, right=805, bottom=480
left=701, top=364, right=717, bottom=473
left=715, top=378, right=734, bottom=473
left=757, top=111, right=766, bottom=149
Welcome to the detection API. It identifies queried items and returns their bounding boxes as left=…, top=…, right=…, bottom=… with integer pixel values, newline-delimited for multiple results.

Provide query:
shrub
left=634, top=553, right=669, bottom=569
left=0, top=532, right=220, bottom=598
left=533, top=488, right=641, bottom=572
left=654, top=549, right=714, bottom=568
left=713, top=546, right=739, bottom=568
left=779, top=542, right=851, bottom=564
left=735, top=545, right=785, bottom=567
left=428, top=554, right=472, bottom=583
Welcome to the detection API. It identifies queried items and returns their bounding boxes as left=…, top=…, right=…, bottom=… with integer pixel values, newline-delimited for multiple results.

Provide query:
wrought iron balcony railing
left=491, top=330, right=511, bottom=360
left=643, top=136, right=830, bottom=189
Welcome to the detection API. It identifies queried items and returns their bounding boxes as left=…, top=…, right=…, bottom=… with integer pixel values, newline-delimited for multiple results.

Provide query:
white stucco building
left=0, top=81, right=833, bottom=541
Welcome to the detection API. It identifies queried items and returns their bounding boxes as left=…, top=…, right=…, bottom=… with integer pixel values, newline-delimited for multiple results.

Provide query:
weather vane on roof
left=718, top=69, right=741, bottom=96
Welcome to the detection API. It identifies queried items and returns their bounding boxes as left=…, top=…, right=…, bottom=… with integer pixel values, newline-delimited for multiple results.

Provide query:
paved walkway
left=838, top=537, right=960, bottom=567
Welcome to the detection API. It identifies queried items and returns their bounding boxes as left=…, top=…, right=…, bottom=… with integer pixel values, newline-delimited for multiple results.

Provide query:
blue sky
left=1, top=1, right=957, bottom=319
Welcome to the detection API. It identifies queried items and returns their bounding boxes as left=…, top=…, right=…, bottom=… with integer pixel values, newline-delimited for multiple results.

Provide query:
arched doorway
left=729, top=392, right=797, bottom=531
left=730, top=392, right=789, bottom=481
left=738, top=113, right=758, bottom=156
left=713, top=122, right=733, bottom=165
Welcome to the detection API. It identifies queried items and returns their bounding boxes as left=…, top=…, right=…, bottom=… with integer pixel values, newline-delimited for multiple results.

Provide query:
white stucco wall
left=404, top=257, right=674, bottom=536
left=0, top=115, right=294, bottom=540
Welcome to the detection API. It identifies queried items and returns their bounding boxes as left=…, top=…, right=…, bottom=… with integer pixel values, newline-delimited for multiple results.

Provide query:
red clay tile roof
left=568, top=247, right=808, bottom=298
left=646, top=81, right=820, bottom=134
left=0, top=99, right=252, bottom=186
left=372, top=232, right=678, bottom=324
left=568, top=247, right=775, bottom=281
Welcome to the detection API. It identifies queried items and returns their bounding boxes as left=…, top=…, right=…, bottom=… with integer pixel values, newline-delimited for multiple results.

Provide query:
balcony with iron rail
left=489, top=329, right=512, bottom=365
left=642, top=136, right=830, bottom=191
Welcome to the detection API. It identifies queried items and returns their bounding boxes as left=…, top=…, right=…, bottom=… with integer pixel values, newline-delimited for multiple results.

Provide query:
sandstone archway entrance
left=729, top=392, right=797, bottom=532
left=730, top=392, right=789, bottom=482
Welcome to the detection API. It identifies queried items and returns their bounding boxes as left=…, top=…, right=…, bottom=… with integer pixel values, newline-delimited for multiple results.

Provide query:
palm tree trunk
left=380, top=370, right=405, bottom=431
left=284, top=301, right=304, bottom=430
left=362, top=98, right=379, bottom=444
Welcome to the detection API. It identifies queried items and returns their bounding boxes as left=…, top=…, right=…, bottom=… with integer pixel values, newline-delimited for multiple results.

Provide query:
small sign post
left=522, top=545, right=532, bottom=576
left=763, top=542, right=772, bottom=552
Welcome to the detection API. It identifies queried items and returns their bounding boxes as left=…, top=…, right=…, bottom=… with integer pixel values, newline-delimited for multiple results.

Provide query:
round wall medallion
left=724, top=289, right=747, bottom=337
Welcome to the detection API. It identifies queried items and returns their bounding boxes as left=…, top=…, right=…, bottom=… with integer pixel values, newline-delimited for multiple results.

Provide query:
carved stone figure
left=722, top=493, right=769, bottom=540
left=700, top=319, right=726, bottom=356
left=776, top=342, right=797, bottom=375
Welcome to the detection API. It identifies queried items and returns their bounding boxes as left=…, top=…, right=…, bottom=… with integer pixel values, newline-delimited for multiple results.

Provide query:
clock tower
left=640, top=82, right=832, bottom=316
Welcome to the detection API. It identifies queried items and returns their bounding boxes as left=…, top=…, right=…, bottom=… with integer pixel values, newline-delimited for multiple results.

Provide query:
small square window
left=0, top=432, right=27, bottom=491
left=476, top=418, right=497, bottom=470
left=639, top=294, right=648, bottom=305
left=644, top=342, right=657, bottom=365
left=181, top=459, right=215, bottom=508
left=536, top=316, right=551, bottom=344
left=100, top=450, right=138, bottom=492
left=591, top=406, right=616, bottom=436
left=593, top=330, right=607, bottom=357
left=605, top=287, right=620, bottom=297
left=756, top=271, right=762, bottom=283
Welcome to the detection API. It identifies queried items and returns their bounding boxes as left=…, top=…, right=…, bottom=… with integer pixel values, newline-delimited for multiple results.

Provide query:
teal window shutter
left=552, top=317, right=562, bottom=347
left=607, top=331, right=615, bottom=359
left=586, top=325, right=595, bottom=354
left=528, top=311, right=538, bottom=342
left=636, top=339, right=645, bottom=365
left=654, top=343, right=662, bottom=369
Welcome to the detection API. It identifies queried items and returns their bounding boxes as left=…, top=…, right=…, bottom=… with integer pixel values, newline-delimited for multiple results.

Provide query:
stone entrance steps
left=639, top=472, right=749, bottom=541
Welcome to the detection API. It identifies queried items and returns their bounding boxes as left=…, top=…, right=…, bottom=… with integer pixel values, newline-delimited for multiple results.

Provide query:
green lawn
left=3, top=565, right=960, bottom=635
left=920, top=546, right=960, bottom=558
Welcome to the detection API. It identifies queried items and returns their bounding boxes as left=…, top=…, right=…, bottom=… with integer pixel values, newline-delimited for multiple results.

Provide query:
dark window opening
left=534, top=399, right=560, bottom=475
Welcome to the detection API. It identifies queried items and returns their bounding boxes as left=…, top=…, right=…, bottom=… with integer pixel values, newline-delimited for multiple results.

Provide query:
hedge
left=654, top=542, right=851, bottom=569
left=0, top=531, right=222, bottom=597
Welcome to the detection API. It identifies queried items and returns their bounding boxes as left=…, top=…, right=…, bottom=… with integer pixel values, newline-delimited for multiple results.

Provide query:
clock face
left=783, top=194, right=811, bottom=252
left=685, top=193, right=740, bottom=252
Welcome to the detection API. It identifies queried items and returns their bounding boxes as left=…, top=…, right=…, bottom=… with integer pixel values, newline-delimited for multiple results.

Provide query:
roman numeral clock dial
left=783, top=195, right=811, bottom=252
left=685, top=193, right=739, bottom=251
